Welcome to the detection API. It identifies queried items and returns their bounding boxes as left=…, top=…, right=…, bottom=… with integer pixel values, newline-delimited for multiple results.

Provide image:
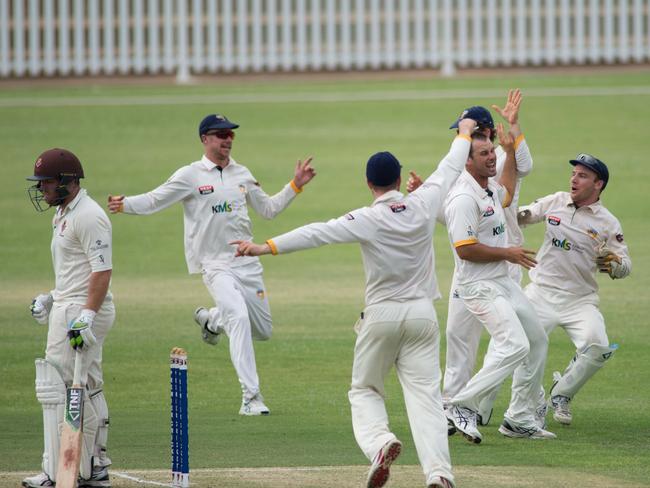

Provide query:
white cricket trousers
left=202, top=261, right=272, bottom=400
left=349, top=298, right=454, bottom=485
left=524, top=282, right=608, bottom=352
left=451, top=276, right=548, bottom=427
left=442, top=264, right=522, bottom=405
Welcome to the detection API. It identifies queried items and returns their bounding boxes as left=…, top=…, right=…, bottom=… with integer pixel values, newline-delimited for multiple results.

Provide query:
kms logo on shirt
left=212, top=201, right=233, bottom=214
left=492, top=222, right=506, bottom=236
left=551, top=237, right=572, bottom=250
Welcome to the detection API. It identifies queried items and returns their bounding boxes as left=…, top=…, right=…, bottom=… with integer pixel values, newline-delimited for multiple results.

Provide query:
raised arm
left=246, top=157, right=316, bottom=219
left=496, top=123, right=516, bottom=207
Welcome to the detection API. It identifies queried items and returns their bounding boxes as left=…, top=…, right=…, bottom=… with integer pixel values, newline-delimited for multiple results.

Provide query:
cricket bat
left=55, top=350, right=85, bottom=488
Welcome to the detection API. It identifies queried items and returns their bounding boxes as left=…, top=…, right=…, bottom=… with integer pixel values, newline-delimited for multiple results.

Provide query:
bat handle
left=72, top=350, right=83, bottom=387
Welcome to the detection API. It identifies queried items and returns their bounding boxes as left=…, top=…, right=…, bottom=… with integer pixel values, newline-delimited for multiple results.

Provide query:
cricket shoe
left=22, top=473, right=54, bottom=487
left=239, top=394, right=270, bottom=416
left=193, top=307, right=220, bottom=345
left=78, top=466, right=111, bottom=487
left=427, top=475, right=455, bottom=488
left=366, top=438, right=402, bottom=488
left=447, top=405, right=482, bottom=444
left=549, top=394, right=572, bottom=425
left=498, top=419, right=556, bottom=439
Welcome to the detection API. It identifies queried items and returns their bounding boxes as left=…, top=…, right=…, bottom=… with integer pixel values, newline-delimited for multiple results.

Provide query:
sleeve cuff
left=266, top=239, right=278, bottom=255
left=457, top=134, right=472, bottom=143
left=502, top=189, right=513, bottom=208
left=514, top=134, right=525, bottom=150
left=454, top=238, right=478, bottom=248
left=290, top=180, right=303, bottom=194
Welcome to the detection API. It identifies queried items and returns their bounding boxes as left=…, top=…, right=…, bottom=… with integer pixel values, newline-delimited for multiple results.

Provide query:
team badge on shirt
left=586, top=228, right=600, bottom=240
left=616, top=233, right=624, bottom=242
left=483, top=206, right=494, bottom=217
left=390, top=203, right=407, bottom=213
left=548, top=216, right=561, bottom=226
left=198, top=185, right=214, bottom=195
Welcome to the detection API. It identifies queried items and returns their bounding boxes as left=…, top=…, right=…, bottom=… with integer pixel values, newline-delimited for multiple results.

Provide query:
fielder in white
left=25, top=149, right=114, bottom=488
left=233, top=120, right=476, bottom=488
left=518, top=153, right=631, bottom=426
left=443, top=123, right=556, bottom=443
left=407, top=91, right=536, bottom=430
left=107, top=114, right=315, bottom=416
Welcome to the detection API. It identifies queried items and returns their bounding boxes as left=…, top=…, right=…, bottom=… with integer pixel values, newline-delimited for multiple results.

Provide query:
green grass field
left=1, top=69, right=649, bottom=487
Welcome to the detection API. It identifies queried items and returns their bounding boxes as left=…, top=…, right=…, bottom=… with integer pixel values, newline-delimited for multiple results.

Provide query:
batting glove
left=67, top=309, right=98, bottom=350
left=30, top=293, right=53, bottom=325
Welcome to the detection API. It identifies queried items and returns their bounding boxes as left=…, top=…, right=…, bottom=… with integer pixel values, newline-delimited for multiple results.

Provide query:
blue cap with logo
left=198, top=114, right=239, bottom=137
left=449, top=106, right=494, bottom=130
left=569, top=153, right=609, bottom=191
left=366, top=151, right=402, bottom=186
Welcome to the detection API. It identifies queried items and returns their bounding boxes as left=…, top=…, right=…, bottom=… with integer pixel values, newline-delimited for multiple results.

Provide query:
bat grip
left=72, top=350, right=83, bottom=387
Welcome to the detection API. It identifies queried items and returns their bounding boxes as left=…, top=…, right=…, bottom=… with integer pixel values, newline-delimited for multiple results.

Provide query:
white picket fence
left=1, top=0, right=649, bottom=79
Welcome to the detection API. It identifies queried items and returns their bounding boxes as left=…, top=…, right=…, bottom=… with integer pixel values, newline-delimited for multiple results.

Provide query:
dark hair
left=469, top=132, right=490, bottom=159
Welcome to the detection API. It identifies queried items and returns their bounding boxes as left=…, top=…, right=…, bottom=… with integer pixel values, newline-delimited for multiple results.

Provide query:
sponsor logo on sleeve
left=390, top=203, right=407, bottom=213
left=616, top=233, right=624, bottom=242
left=198, top=185, right=214, bottom=195
left=90, top=239, right=109, bottom=251
left=467, top=225, right=475, bottom=237
left=483, top=206, right=494, bottom=217
left=548, top=216, right=561, bottom=226
left=256, top=289, right=266, bottom=299
left=239, top=184, right=247, bottom=193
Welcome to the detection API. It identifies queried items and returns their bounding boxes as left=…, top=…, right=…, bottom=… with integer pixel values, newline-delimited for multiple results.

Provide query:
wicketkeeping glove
left=30, top=293, right=53, bottom=325
left=596, top=247, right=624, bottom=279
left=67, top=309, right=98, bottom=350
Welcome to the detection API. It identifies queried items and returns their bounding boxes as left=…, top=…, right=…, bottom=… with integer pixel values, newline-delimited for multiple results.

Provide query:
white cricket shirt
left=521, top=191, right=631, bottom=295
left=122, top=156, right=300, bottom=273
left=51, top=189, right=113, bottom=303
left=445, top=170, right=510, bottom=285
left=267, top=136, right=471, bottom=306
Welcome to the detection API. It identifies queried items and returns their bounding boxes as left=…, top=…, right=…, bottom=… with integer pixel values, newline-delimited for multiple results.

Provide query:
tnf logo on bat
left=548, top=216, right=561, bottom=226
left=390, top=203, right=407, bottom=213
left=198, top=185, right=214, bottom=195
left=66, top=387, right=84, bottom=431
left=483, top=206, right=494, bottom=217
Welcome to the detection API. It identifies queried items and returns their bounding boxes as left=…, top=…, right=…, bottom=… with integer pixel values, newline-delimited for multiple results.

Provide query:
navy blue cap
left=450, top=106, right=494, bottom=130
left=569, top=153, right=609, bottom=191
left=198, top=114, right=239, bottom=137
left=366, top=151, right=402, bottom=186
